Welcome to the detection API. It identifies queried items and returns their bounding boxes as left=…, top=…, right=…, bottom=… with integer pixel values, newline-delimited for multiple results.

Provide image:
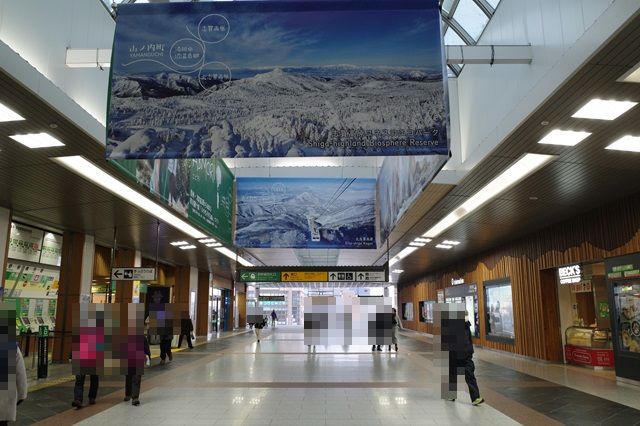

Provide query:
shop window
left=483, top=278, right=515, bottom=344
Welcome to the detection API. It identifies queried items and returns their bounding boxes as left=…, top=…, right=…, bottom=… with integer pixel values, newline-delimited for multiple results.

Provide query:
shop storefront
left=555, top=262, right=614, bottom=368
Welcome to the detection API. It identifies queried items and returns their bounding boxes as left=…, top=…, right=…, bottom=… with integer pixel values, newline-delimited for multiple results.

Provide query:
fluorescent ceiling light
left=618, top=62, right=640, bottom=83
left=572, top=99, right=637, bottom=120
left=538, top=130, right=591, bottom=146
left=170, top=241, right=189, bottom=246
left=198, top=238, right=217, bottom=243
left=388, top=246, right=418, bottom=267
left=409, top=242, right=425, bottom=247
left=423, top=153, right=555, bottom=239
left=391, top=269, right=404, bottom=274
left=214, top=247, right=254, bottom=267
left=179, top=245, right=197, bottom=250
left=605, top=135, right=640, bottom=153
left=442, top=240, right=461, bottom=245
left=10, top=133, right=65, bottom=149
left=52, top=156, right=207, bottom=239
left=0, top=103, right=25, bottom=122
left=414, top=237, right=432, bottom=243
left=206, top=242, right=222, bottom=247
left=436, top=244, right=453, bottom=249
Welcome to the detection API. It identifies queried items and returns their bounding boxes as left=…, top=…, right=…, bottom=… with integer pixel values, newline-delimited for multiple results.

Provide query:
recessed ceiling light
left=214, top=247, right=254, bottom=267
left=538, top=130, right=591, bottom=146
left=618, top=62, right=640, bottom=83
left=414, top=237, right=432, bottom=243
left=391, top=269, right=404, bottom=274
left=409, top=242, right=425, bottom=247
left=10, top=133, right=65, bottom=149
left=605, top=135, right=640, bottom=153
left=0, top=103, right=25, bottom=122
left=206, top=242, right=222, bottom=247
left=572, top=99, right=637, bottom=120
left=179, top=245, right=197, bottom=250
left=442, top=240, right=460, bottom=245
left=198, top=238, right=217, bottom=243
left=436, top=244, right=453, bottom=249
left=170, top=241, right=189, bottom=246
left=423, top=153, right=555, bottom=239
left=529, top=196, right=539, bottom=201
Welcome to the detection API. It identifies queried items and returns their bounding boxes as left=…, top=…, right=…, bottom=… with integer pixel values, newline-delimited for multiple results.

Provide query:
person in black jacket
left=177, top=315, right=194, bottom=349
left=440, top=306, right=484, bottom=406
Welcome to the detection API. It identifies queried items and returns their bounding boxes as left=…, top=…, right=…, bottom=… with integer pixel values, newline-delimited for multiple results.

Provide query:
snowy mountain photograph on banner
left=106, top=0, right=449, bottom=160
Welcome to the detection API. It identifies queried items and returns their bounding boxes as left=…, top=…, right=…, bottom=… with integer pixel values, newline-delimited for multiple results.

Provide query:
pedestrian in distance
left=270, top=309, right=278, bottom=327
left=1, top=343, right=27, bottom=425
left=144, top=316, right=151, bottom=367
left=159, top=333, right=173, bottom=365
left=254, top=316, right=266, bottom=342
left=177, top=315, right=194, bottom=349
left=388, top=307, right=403, bottom=352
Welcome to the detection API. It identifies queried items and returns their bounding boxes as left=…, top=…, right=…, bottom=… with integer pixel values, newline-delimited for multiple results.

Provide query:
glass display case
left=565, top=326, right=612, bottom=349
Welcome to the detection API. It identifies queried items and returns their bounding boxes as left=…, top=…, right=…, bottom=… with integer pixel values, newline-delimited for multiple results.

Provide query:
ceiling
left=1, top=3, right=639, bottom=288
left=391, top=10, right=640, bottom=286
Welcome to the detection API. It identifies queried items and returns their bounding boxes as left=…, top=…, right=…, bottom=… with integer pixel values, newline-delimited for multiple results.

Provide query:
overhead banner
left=235, top=177, right=375, bottom=248
left=378, top=154, right=447, bottom=243
left=111, top=158, right=233, bottom=244
left=106, top=0, right=448, bottom=159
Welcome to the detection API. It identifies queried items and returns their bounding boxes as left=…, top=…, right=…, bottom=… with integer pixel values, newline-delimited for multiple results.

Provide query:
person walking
left=211, top=310, right=218, bottom=333
left=1, top=343, right=27, bottom=425
left=144, top=316, right=151, bottom=367
left=388, top=307, right=403, bottom=352
left=72, top=374, right=99, bottom=408
left=124, top=374, right=142, bottom=406
left=254, top=316, right=266, bottom=342
left=270, top=310, right=278, bottom=327
left=177, top=315, right=194, bottom=349
left=443, top=310, right=484, bottom=406
left=159, top=333, right=173, bottom=365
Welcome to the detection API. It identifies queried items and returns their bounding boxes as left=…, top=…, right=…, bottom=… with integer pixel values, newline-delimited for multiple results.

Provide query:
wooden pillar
left=114, top=248, right=135, bottom=303
left=196, top=271, right=210, bottom=336
left=237, top=292, right=246, bottom=329
left=53, top=232, right=85, bottom=362
left=174, top=265, right=190, bottom=304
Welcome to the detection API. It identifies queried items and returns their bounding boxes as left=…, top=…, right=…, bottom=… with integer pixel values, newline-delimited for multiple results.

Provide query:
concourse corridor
left=16, top=327, right=640, bottom=426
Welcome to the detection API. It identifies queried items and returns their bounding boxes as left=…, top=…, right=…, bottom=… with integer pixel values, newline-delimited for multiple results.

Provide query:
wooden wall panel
left=196, top=271, right=210, bottom=336
left=400, top=193, right=640, bottom=360
left=93, top=245, right=111, bottom=278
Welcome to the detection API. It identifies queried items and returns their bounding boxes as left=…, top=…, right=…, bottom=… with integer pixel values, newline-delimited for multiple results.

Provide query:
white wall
left=455, top=0, right=639, bottom=171
left=0, top=0, right=113, bottom=130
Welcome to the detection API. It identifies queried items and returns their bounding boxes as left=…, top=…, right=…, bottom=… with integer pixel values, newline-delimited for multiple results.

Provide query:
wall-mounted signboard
left=558, top=264, right=582, bottom=285
left=237, top=266, right=387, bottom=283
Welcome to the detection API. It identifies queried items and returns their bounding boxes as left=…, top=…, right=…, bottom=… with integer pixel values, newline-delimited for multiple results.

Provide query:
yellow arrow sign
left=281, top=271, right=328, bottom=282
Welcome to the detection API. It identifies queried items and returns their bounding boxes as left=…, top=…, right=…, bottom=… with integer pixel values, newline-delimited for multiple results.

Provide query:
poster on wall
left=39, top=232, right=63, bottom=266
left=8, top=223, right=43, bottom=263
left=111, top=158, right=233, bottom=244
left=402, top=302, right=414, bottom=321
left=106, top=0, right=448, bottom=160
left=614, top=282, right=640, bottom=353
left=236, top=177, right=376, bottom=249
left=419, top=300, right=435, bottom=323
left=378, top=155, right=447, bottom=242
left=484, top=279, right=515, bottom=343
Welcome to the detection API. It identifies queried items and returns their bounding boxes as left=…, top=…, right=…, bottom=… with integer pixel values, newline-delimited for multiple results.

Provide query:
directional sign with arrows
left=111, top=267, right=156, bottom=281
left=237, top=267, right=386, bottom=283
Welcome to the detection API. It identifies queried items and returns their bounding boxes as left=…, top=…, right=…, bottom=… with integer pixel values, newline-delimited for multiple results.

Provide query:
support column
left=189, top=267, right=198, bottom=323
left=174, top=265, right=190, bottom=304
left=53, top=232, right=86, bottom=362
left=114, top=248, right=135, bottom=303
left=0, top=207, right=11, bottom=298
left=196, top=271, right=210, bottom=336
left=79, top=235, right=95, bottom=302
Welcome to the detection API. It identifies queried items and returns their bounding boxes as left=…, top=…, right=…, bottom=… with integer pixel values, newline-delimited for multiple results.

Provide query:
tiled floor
left=17, top=326, right=640, bottom=426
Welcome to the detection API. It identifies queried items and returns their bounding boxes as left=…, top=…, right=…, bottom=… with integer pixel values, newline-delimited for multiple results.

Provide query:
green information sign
left=111, top=158, right=234, bottom=244
left=612, top=264, right=634, bottom=273
left=239, top=271, right=281, bottom=282
left=39, top=325, right=49, bottom=337
left=598, top=301, right=609, bottom=319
